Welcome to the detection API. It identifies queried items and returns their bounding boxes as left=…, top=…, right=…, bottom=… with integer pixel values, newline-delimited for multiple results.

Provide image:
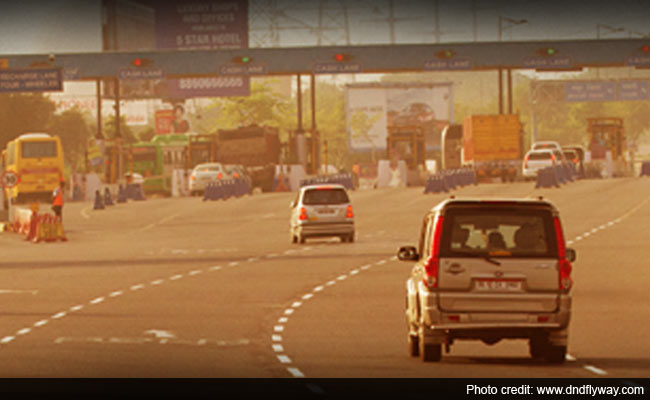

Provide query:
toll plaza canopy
left=1, top=39, right=650, bottom=80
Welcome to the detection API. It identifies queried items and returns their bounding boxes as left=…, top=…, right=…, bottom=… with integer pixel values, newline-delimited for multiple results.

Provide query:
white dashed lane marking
left=0, top=336, right=15, bottom=344
left=16, top=328, right=31, bottom=336
left=277, top=355, right=292, bottom=364
left=90, top=297, right=105, bottom=304
left=70, top=305, right=84, bottom=312
left=130, top=284, right=144, bottom=291
left=51, top=312, right=66, bottom=319
left=284, top=309, right=294, bottom=315
left=109, top=291, right=123, bottom=297
left=272, top=335, right=282, bottom=342
left=209, top=266, right=222, bottom=271
left=151, top=280, right=164, bottom=285
left=278, top=317, right=289, bottom=324
left=189, top=270, right=202, bottom=276
left=287, top=368, right=305, bottom=378
left=274, top=326, right=285, bottom=333
left=169, top=274, right=183, bottom=281
left=302, top=293, right=313, bottom=300
left=33, top=320, right=48, bottom=328
left=272, top=344, right=284, bottom=352
left=584, top=365, right=608, bottom=376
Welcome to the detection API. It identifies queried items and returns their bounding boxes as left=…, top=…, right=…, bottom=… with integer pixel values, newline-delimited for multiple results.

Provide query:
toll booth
left=289, top=129, right=320, bottom=175
left=386, top=125, right=425, bottom=170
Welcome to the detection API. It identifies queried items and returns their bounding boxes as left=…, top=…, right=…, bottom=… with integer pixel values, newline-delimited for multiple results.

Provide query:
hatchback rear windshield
left=196, top=165, right=221, bottom=172
left=440, top=207, right=558, bottom=258
left=303, top=188, right=350, bottom=205
left=528, top=152, right=552, bottom=160
left=21, top=141, right=57, bottom=158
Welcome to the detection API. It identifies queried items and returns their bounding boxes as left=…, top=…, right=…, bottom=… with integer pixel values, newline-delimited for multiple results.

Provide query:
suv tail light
left=190, top=174, right=196, bottom=181
left=423, top=216, right=444, bottom=290
left=299, top=207, right=307, bottom=221
left=217, top=172, right=223, bottom=179
left=524, top=156, right=529, bottom=169
left=346, top=205, right=354, bottom=218
left=553, top=217, right=573, bottom=291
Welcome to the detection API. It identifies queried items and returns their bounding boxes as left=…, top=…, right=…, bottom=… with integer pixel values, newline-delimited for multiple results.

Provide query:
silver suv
left=290, top=184, right=355, bottom=244
left=398, top=198, right=575, bottom=363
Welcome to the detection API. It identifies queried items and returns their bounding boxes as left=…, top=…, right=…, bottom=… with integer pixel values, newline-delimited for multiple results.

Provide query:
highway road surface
left=1, top=178, right=649, bottom=378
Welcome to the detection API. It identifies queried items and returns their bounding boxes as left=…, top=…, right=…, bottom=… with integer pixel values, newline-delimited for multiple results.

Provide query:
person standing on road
left=52, top=181, right=65, bottom=220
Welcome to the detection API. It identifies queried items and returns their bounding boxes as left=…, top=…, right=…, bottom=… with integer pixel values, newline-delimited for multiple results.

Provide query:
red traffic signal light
left=333, top=53, right=353, bottom=62
left=537, top=47, right=557, bottom=57
left=232, top=56, right=252, bottom=64
left=435, top=50, right=455, bottom=59
left=132, top=58, right=153, bottom=67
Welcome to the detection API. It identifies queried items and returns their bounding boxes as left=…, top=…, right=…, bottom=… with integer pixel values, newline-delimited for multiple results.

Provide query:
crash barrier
left=94, top=183, right=146, bottom=211
left=640, top=161, right=650, bottom=177
left=299, top=173, right=356, bottom=190
left=9, top=207, right=66, bottom=243
left=203, top=179, right=252, bottom=201
left=535, top=163, right=579, bottom=189
left=423, top=169, right=478, bottom=194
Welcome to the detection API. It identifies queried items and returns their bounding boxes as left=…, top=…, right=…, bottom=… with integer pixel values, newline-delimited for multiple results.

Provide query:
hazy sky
left=0, top=0, right=649, bottom=55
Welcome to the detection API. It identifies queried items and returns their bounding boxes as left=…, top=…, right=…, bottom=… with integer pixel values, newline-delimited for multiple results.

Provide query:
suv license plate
left=317, top=208, right=335, bottom=214
left=475, top=279, right=522, bottom=291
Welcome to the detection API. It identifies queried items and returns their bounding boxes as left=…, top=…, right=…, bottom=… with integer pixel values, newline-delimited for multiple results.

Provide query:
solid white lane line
left=278, top=317, right=289, bottom=323
left=302, top=293, right=313, bottom=300
left=34, top=320, right=48, bottom=327
left=209, top=266, right=222, bottom=271
left=89, top=297, right=105, bottom=304
left=229, top=261, right=239, bottom=267
left=109, top=290, right=123, bottom=297
left=51, top=312, right=66, bottom=319
left=0, top=336, right=15, bottom=344
left=274, top=325, right=285, bottom=332
left=292, top=301, right=302, bottom=308
left=16, top=328, right=31, bottom=336
left=272, top=335, right=282, bottom=342
left=284, top=309, right=294, bottom=315
left=272, top=344, right=284, bottom=352
left=130, top=284, right=145, bottom=291
left=313, top=286, right=324, bottom=292
left=287, top=368, right=304, bottom=378
left=584, top=365, right=608, bottom=376
left=277, top=355, right=292, bottom=364
left=189, top=270, right=202, bottom=276
left=169, top=274, right=183, bottom=281
left=151, top=279, right=164, bottom=285
left=70, top=305, right=84, bottom=312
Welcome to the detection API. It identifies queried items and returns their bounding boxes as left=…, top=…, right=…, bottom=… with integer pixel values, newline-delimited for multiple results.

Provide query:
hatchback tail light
left=346, top=205, right=354, bottom=218
left=423, top=216, right=444, bottom=290
left=217, top=173, right=223, bottom=179
left=298, top=207, right=307, bottom=221
left=524, top=156, right=529, bottom=169
left=553, top=217, right=573, bottom=291
left=190, top=175, right=195, bottom=181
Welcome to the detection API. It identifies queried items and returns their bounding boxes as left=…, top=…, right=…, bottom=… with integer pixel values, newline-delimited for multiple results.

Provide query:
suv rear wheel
left=418, top=329, right=441, bottom=362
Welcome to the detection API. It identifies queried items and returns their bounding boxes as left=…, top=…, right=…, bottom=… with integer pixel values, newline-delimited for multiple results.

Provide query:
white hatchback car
left=290, top=184, right=355, bottom=244
left=522, top=150, right=557, bottom=180
left=189, top=163, right=226, bottom=196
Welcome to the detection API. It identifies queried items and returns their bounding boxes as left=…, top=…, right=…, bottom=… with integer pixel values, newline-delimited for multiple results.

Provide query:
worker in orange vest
left=52, top=181, right=65, bottom=219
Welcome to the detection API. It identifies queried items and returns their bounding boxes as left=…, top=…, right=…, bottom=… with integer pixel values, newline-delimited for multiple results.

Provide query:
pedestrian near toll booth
left=52, top=181, right=65, bottom=220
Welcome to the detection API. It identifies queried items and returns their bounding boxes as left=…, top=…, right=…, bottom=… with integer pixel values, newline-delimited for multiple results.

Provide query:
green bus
left=130, top=134, right=218, bottom=195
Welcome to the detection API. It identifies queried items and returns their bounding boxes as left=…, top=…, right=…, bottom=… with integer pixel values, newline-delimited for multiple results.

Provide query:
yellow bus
left=1, top=133, right=64, bottom=205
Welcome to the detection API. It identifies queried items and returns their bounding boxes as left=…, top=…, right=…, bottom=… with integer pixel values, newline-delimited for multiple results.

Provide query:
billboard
left=103, top=0, right=249, bottom=99
left=345, top=83, right=453, bottom=152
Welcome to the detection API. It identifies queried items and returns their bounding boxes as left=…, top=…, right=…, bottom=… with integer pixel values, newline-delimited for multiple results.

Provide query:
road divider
left=424, top=168, right=478, bottom=194
left=535, top=163, right=578, bottom=189
left=299, top=173, right=356, bottom=190
left=202, top=179, right=251, bottom=201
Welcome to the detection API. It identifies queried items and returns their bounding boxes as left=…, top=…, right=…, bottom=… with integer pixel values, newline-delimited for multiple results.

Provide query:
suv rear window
left=303, top=188, right=349, bottom=205
left=528, top=152, right=552, bottom=160
left=440, top=207, right=557, bottom=258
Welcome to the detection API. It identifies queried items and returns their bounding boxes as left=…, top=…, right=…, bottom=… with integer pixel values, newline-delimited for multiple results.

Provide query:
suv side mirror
left=566, top=248, right=576, bottom=263
left=398, top=246, right=419, bottom=261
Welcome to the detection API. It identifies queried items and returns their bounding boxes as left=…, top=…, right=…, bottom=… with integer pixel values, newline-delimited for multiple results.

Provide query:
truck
left=385, top=124, right=426, bottom=186
left=214, top=124, right=282, bottom=192
left=462, top=115, right=523, bottom=182
left=586, top=118, right=629, bottom=177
